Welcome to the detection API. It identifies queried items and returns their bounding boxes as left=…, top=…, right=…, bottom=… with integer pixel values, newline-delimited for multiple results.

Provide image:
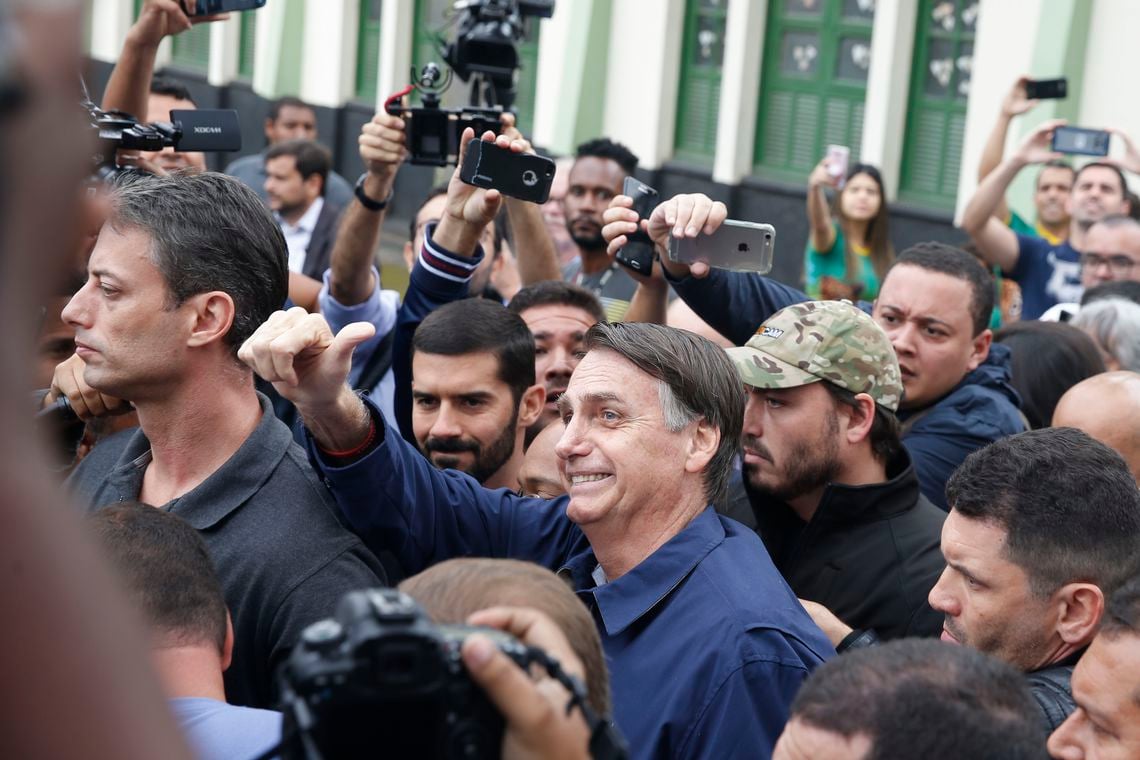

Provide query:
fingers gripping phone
left=615, top=177, right=659, bottom=274
left=458, top=139, right=556, bottom=203
left=1052, top=126, right=1110, bottom=157
left=667, top=220, right=776, bottom=274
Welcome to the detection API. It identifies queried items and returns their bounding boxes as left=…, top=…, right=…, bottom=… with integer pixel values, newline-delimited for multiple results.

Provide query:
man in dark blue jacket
left=602, top=194, right=1025, bottom=509
left=240, top=131, right=834, bottom=759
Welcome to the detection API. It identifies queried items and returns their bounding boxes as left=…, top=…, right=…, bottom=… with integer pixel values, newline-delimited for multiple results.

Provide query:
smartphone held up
left=668, top=220, right=777, bottom=275
left=614, top=177, right=659, bottom=274
left=458, top=138, right=556, bottom=204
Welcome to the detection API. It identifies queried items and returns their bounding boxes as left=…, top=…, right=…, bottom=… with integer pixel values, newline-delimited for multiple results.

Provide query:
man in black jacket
left=929, top=427, right=1140, bottom=735
left=726, top=300, right=946, bottom=642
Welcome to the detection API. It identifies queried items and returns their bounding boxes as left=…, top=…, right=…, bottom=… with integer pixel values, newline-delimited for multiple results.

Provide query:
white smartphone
left=667, top=220, right=776, bottom=274
left=826, top=144, right=850, bottom=188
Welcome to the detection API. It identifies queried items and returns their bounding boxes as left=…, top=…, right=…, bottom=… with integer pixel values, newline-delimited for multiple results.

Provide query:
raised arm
left=806, top=159, right=839, bottom=253
left=961, top=119, right=1066, bottom=274
left=327, top=113, right=405, bottom=306
left=101, top=1, right=225, bottom=120
left=499, top=115, right=561, bottom=285
left=976, top=76, right=1036, bottom=224
left=604, top=192, right=807, bottom=344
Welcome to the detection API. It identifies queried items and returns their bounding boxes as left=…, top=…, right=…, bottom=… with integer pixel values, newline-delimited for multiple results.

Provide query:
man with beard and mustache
left=928, top=427, right=1140, bottom=735
left=263, top=139, right=343, bottom=281
left=962, top=119, right=1134, bottom=319
left=726, top=300, right=946, bottom=645
left=408, top=298, right=545, bottom=490
left=560, top=138, right=641, bottom=322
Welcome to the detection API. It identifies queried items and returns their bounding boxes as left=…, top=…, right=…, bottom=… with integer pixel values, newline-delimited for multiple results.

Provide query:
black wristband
left=837, top=628, right=881, bottom=653
left=354, top=173, right=392, bottom=211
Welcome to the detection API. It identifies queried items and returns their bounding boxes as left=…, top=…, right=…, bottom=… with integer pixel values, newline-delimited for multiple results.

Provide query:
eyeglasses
left=1079, top=252, right=1138, bottom=275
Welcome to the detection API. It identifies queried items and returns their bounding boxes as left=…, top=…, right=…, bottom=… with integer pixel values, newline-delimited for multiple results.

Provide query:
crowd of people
left=6, top=1, right=1140, bottom=759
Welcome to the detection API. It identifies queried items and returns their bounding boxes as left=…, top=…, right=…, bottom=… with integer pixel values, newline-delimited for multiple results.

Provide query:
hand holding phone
left=614, top=177, right=659, bottom=273
left=667, top=220, right=776, bottom=274
left=458, top=138, right=556, bottom=204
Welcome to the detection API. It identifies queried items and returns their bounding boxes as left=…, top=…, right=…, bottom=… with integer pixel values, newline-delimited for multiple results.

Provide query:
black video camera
left=276, top=588, right=532, bottom=759
left=85, top=101, right=242, bottom=181
left=385, top=63, right=504, bottom=167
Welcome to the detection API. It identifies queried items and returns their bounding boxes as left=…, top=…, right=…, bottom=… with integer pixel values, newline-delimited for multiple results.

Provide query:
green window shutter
left=512, top=20, right=541, bottom=135
left=673, top=0, right=728, bottom=165
left=171, top=22, right=212, bottom=73
left=753, top=0, right=874, bottom=183
left=237, top=11, right=257, bottom=81
left=899, top=0, right=979, bottom=209
left=355, top=0, right=382, bottom=102
left=412, top=0, right=451, bottom=78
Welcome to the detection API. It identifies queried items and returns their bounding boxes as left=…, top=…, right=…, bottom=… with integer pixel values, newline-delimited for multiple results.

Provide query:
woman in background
left=805, top=156, right=894, bottom=301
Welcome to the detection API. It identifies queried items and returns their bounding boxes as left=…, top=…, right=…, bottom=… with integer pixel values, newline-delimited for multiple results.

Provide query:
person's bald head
left=518, top=421, right=565, bottom=499
left=1053, top=371, right=1140, bottom=484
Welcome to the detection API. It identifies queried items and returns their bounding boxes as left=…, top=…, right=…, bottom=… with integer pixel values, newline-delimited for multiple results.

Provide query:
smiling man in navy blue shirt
left=240, top=129, right=833, bottom=758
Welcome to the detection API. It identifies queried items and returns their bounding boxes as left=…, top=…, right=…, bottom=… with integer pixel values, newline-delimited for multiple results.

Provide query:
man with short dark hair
left=225, top=95, right=353, bottom=208
left=508, top=281, right=605, bottom=429
left=929, top=427, right=1140, bottom=733
left=610, top=194, right=1026, bottom=510
left=264, top=139, right=343, bottom=280
left=1078, top=214, right=1140, bottom=289
left=56, top=172, right=385, bottom=708
left=141, top=75, right=206, bottom=173
left=240, top=132, right=833, bottom=756
left=962, top=119, right=1136, bottom=318
left=1047, top=575, right=1140, bottom=759
left=728, top=300, right=946, bottom=642
left=408, top=298, right=544, bottom=489
left=561, top=138, right=642, bottom=321
left=774, top=639, right=1045, bottom=760
left=89, top=503, right=281, bottom=760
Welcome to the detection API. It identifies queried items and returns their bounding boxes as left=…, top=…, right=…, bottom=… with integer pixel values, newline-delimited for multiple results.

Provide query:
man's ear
left=303, top=172, right=324, bottom=200
left=185, top=291, right=236, bottom=349
left=517, top=384, right=546, bottom=429
left=1054, top=582, right=1105, bottom=648
left=403, top=241, right=416, bottom=272
left=221, top=613, right=235, bottom=672
left=967, top=328, right=993, bottom=372
left=263, top=117, right=276, bottom=143
left=684, top=417, right=720, bottom=475
left=842, top=392, right=877, bottom=446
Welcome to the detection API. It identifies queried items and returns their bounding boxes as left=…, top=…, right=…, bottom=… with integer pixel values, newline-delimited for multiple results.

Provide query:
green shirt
left=804, top=222, right=880, bottom=300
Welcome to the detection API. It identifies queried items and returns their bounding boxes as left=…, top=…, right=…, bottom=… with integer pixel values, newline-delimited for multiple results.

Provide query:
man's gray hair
left=1072, top=298, right=1140, bottom=372
left=583, top=322, right=744, bottom=505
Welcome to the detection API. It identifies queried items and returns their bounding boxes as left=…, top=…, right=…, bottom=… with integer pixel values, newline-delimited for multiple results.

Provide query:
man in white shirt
left=264, top=139, right=344, bottom=280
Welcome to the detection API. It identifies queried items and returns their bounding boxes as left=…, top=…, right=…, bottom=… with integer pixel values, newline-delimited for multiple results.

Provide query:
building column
left=88, top=0, right=134, bottom=63
left=208, top=15, right=241, bottom=87
left=859, top=0, right=917, bottom=202
left=712, top=0, right=768, bottom=184
left=377, top=0, right=414, bottom=111
left=253, top=0, right=304, bottom=99
left=299, top=0, right=357, bottom=107
left=600, top=0, right=684, bottom=170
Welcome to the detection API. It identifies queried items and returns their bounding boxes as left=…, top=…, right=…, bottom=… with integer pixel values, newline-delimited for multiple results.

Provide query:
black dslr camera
left=276, top=588, right=532, bottom=760
left=84, top=99, right=242, bottom=182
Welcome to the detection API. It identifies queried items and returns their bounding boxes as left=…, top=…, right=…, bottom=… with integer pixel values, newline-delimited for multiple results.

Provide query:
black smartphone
left=458, top=139, right=556, bottom=204
left=615, top=177, right=658, bottom=274
left=1025, top=78, right=1067, bottom=100
left=187, top=0, right=267, bottom=13
left=1052, top=126, right=1110, bottom=157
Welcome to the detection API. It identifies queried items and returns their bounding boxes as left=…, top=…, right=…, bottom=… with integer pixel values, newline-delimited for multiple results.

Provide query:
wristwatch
left=354, top=173, right=393, bottom=211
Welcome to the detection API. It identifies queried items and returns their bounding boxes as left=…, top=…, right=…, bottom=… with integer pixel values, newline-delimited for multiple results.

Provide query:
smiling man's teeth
left=571, top=474, right=609, bottom=484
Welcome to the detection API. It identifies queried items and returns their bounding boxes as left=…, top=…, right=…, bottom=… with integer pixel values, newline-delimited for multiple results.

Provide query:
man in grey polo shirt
left=52, top=171, right=384, bottom=708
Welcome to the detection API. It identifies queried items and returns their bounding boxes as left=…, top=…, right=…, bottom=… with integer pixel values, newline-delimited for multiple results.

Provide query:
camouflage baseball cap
left=725, top=300, right=902, bottom=412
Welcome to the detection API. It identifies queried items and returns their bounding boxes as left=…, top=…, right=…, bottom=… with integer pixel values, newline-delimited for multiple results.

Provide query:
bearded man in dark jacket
left=723, top=299, right=946, bottom=644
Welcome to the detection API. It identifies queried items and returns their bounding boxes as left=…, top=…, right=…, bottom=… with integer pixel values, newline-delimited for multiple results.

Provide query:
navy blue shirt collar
left=559, top=507, right=725, bottom=637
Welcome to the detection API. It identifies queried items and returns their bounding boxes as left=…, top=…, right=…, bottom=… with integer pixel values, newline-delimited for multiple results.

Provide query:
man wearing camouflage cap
left=726, top=300, right=947, bottom=646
